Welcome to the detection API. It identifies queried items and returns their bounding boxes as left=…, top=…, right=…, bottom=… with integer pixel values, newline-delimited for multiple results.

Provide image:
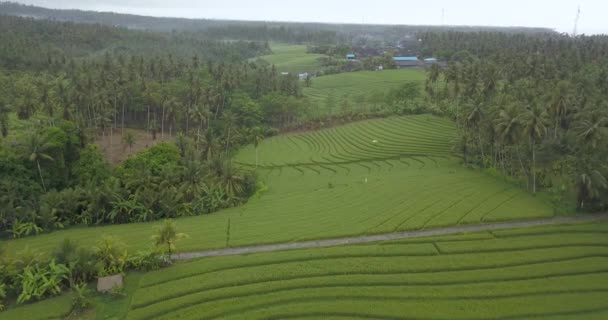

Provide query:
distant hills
left=0, top=2, right=556, bottom=37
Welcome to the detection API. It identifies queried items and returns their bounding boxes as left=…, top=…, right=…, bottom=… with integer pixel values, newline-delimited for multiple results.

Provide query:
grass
left=116, top=221, right=608, bottom=319
left=4, top=115, right=555, bottom=258
left=257, top=43, right=325, bottom=75
left=303, top=69, right=426, bottom=114
left=0, top=294, right=72, bottom=320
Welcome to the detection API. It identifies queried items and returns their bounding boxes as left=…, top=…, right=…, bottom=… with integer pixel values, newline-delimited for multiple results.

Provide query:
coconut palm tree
left=25, top=132, right=54, bottom=192
left=573, top=109, right=608, bottom=150
left=151, top=219, right=188, bottom=258
left=522, top=103, right=549, bottom=193
left=222, top=111, right=238, bottom=156
left=122, top=131, right=135, bottom=152
left=251, top=127, right=265, bottom=169
left=465, top=103, right=485, bottom=167
left=575, top=168, right=607, bottom=210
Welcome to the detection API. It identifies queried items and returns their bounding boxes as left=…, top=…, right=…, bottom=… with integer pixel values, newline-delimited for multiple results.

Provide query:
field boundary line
left=173, top=214, right=608, bottom=260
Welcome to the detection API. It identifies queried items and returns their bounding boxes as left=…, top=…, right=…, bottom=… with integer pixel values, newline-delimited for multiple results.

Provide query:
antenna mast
left=573, top=5, right=581, bottom=36
left=441, top=8, right=445, bottom=25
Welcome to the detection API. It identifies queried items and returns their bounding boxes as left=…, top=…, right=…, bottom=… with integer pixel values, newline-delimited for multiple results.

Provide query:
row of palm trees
left=425, top=32, right=608, bottom=210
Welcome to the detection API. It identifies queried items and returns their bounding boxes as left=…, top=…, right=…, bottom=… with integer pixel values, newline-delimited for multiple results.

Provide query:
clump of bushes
left=0, top=219, right=186, bottom=311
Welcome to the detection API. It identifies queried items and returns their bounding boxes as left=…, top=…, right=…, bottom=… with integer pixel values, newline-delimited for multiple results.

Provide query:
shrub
left=54, top=239, right=101, bottom=286
left=17, top=259, right=69, bottom=304
left=70, top=282, right=91, bottom=312
left=71, top=144, right=111, bottom=186
left=95, top=235, right=128, bottom=276
left=127, top=250, right=170, bottom=272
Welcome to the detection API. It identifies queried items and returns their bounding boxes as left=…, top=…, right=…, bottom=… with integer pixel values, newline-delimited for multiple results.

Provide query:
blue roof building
left=393, top=56, right=419, bottom=68
left=346, top=53, right=356, bottom=60
left=393, top=56, right=418, bottom=61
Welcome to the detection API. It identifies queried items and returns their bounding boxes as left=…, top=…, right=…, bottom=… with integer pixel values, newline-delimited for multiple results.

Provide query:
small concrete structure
left=97, top=274, right=123, bottom=292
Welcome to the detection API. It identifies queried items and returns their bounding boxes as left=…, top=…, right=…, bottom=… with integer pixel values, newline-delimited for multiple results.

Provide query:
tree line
left=423, top=32, right=608, bottom=211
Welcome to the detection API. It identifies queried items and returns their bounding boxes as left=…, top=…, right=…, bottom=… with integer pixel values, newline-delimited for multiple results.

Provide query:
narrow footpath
left=173, top=213, right=608, bottom=260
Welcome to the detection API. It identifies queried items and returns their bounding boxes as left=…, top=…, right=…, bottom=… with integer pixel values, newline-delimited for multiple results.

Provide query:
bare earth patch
left=95, top=128, right=174, bottom=165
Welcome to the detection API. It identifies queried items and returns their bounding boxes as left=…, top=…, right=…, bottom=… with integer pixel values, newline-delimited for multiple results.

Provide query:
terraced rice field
left=303, top=69, right=425, bottom=114
left=257, top=44, right=325, bottom=74
left=124, top=221, right=608, bottom=319
left=5, top=115, right=553, bottom=257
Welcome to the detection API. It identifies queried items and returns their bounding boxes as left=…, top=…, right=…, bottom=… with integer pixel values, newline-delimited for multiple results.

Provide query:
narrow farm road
left=173, top=213, right=608, bottom=260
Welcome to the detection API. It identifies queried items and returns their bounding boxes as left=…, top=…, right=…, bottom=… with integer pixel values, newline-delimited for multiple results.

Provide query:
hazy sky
left=14, top=0, right=608, bottom=35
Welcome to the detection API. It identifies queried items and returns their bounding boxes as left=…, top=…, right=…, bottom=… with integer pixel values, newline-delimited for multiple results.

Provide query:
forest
left=421, top=31, right=608, bottom=210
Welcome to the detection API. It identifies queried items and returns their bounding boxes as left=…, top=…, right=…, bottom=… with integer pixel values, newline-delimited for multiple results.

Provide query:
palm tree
left=522, top=103, right=549, bottom=193
left=25, top=132, right=54, bottom=192
left=494, top=104, right=522, bottom=175
left=575, top=169, right=607, bottom=210
left=251, top=127, right=265, bottom=169
left=465, top=103, right=485, bottom=167
left=573, top=109, right=608, bottom=150
left=548, top=80, right=571, bottom=138
left=151, top=219, right=188, bottom=258
left=222, top=111, right=238, bottom=156
left=122, top=131, right=135, bottom=152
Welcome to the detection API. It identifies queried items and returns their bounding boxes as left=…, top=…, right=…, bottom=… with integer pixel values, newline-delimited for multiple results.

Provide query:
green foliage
left=151, top=220, right=188, bottom=256
left=71, top=144, right=111, bottom=186
left=53, top=239, right=101, bottom=286
left=95, top=236, right=128, bottom=276
left=16, top=259, right=69, bottom=304
left=0, top=282, right=5, bottom=311
left=70, top=282, right=91, bottom=312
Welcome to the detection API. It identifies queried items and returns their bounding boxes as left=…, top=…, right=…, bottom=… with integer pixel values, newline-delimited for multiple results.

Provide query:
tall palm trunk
left=37, top=160, right=46, bottom=192
left=478, top=130, right=485, bottom=168
left=161, top=103, right=166, bottom=138
left=122, top=100, right=126, bottom=136
left=531, top=136, right=536, bottom=194
left=225, top=126, right=231, bottom=156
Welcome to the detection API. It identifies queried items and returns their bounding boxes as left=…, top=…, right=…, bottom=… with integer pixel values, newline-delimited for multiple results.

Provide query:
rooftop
left=394, top=56, right=418, bottom=61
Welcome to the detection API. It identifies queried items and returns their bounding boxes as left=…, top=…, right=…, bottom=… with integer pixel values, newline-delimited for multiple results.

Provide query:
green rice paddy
left=257, top=44, right=325, bottom=75
left=120, top=221, right=608, bottom=319
left=303, top=69, right=425, bottom=113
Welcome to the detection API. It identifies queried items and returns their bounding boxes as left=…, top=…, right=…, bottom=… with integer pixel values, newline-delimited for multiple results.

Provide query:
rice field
left=302, top=69, right=425, bottom=113
left=4, top=115, right=555, bottom=257
left=122, top=221, right=608, bottom=319
left=257, top=44, right=325, bottom=75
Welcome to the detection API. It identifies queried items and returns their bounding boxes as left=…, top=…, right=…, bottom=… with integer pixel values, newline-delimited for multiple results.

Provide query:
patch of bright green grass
left=0, top=293, right=72, bottom=320
left=303, top=69, right=425, bottom=114
left=257, top=43, right=325, bottom=75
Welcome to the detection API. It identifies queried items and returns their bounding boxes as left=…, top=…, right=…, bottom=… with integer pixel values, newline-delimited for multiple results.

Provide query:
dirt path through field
left=173, top=213, right=608, bottom=260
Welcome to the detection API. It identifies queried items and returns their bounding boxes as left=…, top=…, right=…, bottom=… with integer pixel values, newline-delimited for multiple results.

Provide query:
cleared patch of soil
left=95, top=128, right=174, bottom=165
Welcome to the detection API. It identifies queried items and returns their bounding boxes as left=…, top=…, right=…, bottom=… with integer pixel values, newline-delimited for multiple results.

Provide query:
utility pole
left=572, top=5, right=581, bottom=36
left=441, top=8, right=445, bottom=26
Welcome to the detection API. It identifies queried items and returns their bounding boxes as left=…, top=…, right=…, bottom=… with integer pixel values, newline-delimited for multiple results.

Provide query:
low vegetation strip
left=124, top=221, right=608, bottom=320
left=172, top=213, right=608, bottom=260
